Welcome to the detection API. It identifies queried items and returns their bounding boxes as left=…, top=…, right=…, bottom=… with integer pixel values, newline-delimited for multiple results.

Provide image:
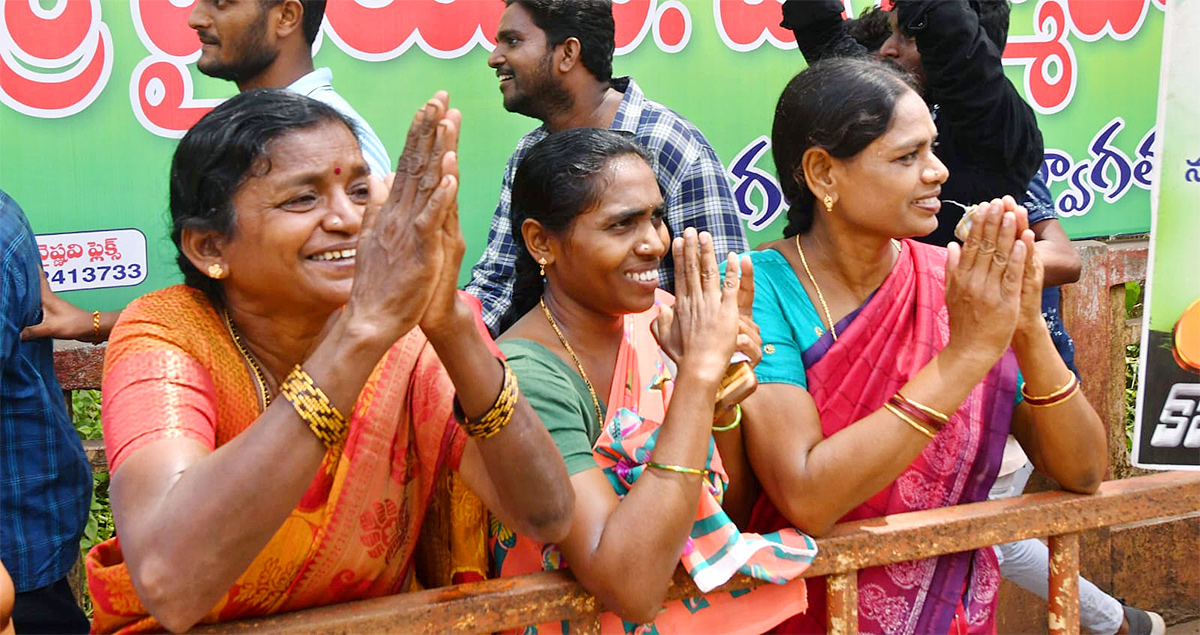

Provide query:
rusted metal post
left=566, top=612, right=600, bottom=635
left=826, top=572, right=858, bottom=635
left=1048, top=532, right=1081, bottom=635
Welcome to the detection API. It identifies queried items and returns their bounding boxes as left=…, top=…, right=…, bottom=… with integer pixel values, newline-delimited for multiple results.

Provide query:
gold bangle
left=894, top=392, right=950, bottom=425
left=712, top=404, right=742, bottom=433
left=280, top=365, right=348, bottom=453
left=92, top=310, right=102, bottom=344
left=1025, top=379, right=1082, bottom=408
left=646, top=461, right=711, bottom=477
left=883, top=402, right=937, bottom=440
left=1020, top=373, right=1078, bottom=404
left=452, top=358, right=519, bottom=439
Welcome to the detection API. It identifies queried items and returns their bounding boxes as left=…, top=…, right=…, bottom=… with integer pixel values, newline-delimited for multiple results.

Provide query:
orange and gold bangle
left=1021, top=374, right=1081, bottom=408
left=894, top=392, right=950, bottom=426
left=883, top=402, right=938, bottom=440
left=91, top=310, right=102, bottom=344
left=887, top=394, right=945, bottom=432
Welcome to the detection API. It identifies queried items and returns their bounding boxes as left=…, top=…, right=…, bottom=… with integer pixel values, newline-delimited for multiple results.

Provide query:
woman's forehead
left=877, top=92, right=935, bottom=146
left=253, top=122, right=365, bottom=180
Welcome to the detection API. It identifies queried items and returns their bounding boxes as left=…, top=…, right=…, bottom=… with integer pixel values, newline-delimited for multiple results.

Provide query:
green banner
left=0, top=0, right=1166, bottom=311
left=1132, top=0, right=1200, bottom=470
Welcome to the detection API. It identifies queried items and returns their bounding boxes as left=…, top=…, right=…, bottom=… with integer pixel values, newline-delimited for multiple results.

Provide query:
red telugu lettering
left=0, top=0, right=112, bottom=117
left=1003, top=0, right=1076, bottom=115
left=715, top=0, right=798, bottom=51
left=324, top=0, right=504, bottom=59
left=132, top=0, right=201, bottom=59
left=1064, top=0, right=1149, bottom=41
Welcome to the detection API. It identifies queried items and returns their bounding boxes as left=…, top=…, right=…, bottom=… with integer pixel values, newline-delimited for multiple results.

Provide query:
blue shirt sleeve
left=1021, top=171, right=1058, bottom=226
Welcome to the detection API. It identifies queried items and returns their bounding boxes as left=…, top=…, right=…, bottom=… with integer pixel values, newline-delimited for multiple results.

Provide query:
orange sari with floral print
left=85, top=286, right=488, bottom=634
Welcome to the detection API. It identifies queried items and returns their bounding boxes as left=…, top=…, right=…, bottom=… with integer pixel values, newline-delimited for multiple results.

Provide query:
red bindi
left=334, top=167, right=341, bottom=175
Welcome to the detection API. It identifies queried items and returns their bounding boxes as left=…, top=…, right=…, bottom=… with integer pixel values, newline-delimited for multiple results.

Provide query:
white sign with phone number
left=36, top=229, right=148, bottom=292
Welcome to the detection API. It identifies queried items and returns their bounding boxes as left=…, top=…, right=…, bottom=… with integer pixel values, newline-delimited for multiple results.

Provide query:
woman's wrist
left=939, top=340, right=1004, bottom=381
left=421, top=300, right=476, bottom=347
left=332, top=311, right=398, bottom=360
left=1011, top=318, right=1054, bottom=361
left=673, top=365, right=724, bottom=400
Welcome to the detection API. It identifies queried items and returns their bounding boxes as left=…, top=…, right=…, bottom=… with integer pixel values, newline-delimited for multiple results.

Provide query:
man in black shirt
left=781, top=0, right=1043, bottom=247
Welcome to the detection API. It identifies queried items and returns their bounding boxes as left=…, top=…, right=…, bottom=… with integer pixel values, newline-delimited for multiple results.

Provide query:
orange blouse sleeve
left=101, top=288, right=225, bottom=474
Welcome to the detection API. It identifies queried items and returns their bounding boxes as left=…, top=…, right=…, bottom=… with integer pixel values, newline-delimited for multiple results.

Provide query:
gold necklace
left=540, top=298, right=605, bottom=427
left=794, top=234, right=840, bottom=342
left=223, top=309, right=272, bottom=411
left=793, top=236, right=903, bottom=342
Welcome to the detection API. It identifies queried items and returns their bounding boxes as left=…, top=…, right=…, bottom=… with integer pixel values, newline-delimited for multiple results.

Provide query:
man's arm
left=21, top=268, right=120, bottom=342
left=781, top=0, right=869, bottom=64
left=464, top=153, right=525, bottom=335
left=660, top=144, right=747, bottom=292
left=898, top=0, right=1044, bottom=188
left=1021, top=172, right=1081, bottom=287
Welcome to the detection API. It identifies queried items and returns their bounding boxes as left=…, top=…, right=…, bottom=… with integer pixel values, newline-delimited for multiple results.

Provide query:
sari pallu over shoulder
left=494, top=290, right=817, bottom=635
left=85, top=286, right=484, bottom=634
left=748, top=241, right=1016, bottom=635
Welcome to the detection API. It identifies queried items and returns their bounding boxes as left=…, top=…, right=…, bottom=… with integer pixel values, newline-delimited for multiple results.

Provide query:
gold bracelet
left=712, top=404, right=742, bottom=432
left=646, top=461, right=711, bottom=477
left=894, top=392, right=950, bottom=425
left=92, top=310, right=102, bottom=344
left=883, top=402, right=937, bottom=440
left=1024, top=378, right=1082, bottom=408
left=452, top=358, right=519, bottom=439
left=280, top=365, right=348, bottom=453
left=1020, top=373, right=1078, bottom=404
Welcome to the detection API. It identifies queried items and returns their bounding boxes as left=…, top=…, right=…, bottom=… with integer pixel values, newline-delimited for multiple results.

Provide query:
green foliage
left=70, top=388, right=112, bottom=617
left=72, top=389, right=103, bottom=440
left=1125, top=342, right=1139, bottom=454
left=1123, top=281, right=1144, bottom=454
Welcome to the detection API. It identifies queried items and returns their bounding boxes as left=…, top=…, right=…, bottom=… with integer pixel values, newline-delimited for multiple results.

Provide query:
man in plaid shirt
left=0, top=189, right=92, bottom=633
left=465, top=0, right=747, bottom=333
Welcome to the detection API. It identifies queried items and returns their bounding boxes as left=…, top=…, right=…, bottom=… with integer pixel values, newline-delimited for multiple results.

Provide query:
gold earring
left=207, top=263, right=227, bottom=279
left=538, top=258, right=547, bottom=277
left=823, top=194, right=834, bottom=213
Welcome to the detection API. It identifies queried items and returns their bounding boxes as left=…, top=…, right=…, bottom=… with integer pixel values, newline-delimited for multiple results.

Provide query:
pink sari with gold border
left=86, top=286, right=488, bottom=633
left=749, top=241, right=1016, bottom=635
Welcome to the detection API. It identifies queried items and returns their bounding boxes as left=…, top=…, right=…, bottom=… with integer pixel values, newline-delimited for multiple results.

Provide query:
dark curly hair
left=259, top=0, right=325, bottom=45
left=168, top=89, right=356, bottom=307
left=772, top=57, right=917, bottom=237
left=497, top=128, right=653, bottom=333
left=505, top=0, right=614, bottom=83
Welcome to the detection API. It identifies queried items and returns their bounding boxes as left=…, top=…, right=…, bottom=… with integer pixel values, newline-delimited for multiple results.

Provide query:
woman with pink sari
left=734, top=58, right=1108, bottom=634
left=85, top=89, right=574, bottom=633
left=492, top=128, right=817, bottom=633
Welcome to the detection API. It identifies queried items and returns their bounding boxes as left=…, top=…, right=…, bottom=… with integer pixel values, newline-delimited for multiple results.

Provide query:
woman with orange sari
left=733, top=58, right=1108, bottom=634
left=85, top=89, right=573, bottom=633
left=492, top=129, right=817, bottom=634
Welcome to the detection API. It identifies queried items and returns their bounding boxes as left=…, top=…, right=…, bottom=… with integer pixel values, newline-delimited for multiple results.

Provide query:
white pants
left=989, top=462, right=1124, bottom=635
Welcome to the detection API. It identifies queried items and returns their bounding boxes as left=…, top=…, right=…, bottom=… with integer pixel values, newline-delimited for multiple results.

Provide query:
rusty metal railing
left=185, top=471, right=1197, bottom=635
left=58, top=239, right=1191, bottom=634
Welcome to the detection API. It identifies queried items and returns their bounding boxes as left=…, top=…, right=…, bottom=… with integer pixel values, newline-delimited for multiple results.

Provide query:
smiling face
left=546, top=155, right=668, bottom=316
left=827, top=90, right=948, bottom=239
left=488, top=3, right=572, bottom=121
left=189, top=0, right=280, bottom=84
left=214, top=121, right=369, bottom=314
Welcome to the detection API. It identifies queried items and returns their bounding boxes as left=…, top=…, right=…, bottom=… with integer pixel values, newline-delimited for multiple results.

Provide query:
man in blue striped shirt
left=466, top=0, right=747, bottom=333
left=0, top=189, right=92, bottom=633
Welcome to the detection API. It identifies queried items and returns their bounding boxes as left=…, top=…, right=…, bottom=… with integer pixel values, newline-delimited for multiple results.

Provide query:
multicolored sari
left=494, top=290, right=817, bottom=635
left=748, top=240, right=1016, bottom=635
left=85, top=285, right=488, bottom=634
